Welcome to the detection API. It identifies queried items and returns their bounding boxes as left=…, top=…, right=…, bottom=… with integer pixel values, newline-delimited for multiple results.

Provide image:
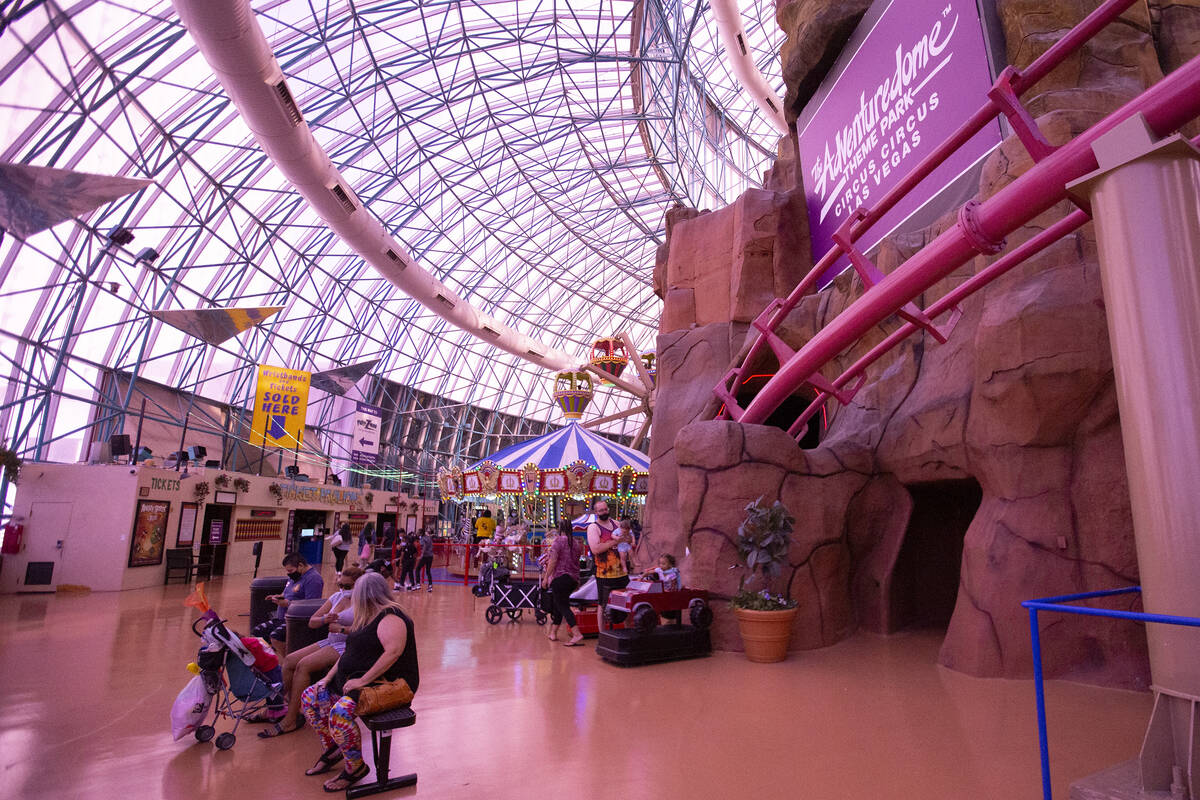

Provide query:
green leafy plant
left=731, top=587, right=797, bottom=611
left=193, top=481, right=210, bottom=502
left=232, top=477, right=250, bottom=493
left=730, top=497, right=797, bottom=611
left=213, top=473, right=231, bottom=488
left=267, top=482, right=283, bottom=505
left=0, top=444, right=21, bottom=485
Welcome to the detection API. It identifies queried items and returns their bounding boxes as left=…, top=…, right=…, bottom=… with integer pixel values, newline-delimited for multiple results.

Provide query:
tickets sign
left=250, top=365, right=311, bottom=448
left=797, top=0, right=1003, bottom=284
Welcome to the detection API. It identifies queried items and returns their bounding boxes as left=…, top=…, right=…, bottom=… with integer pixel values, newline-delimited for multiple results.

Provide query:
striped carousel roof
left=471, top=422, right=650, bottom=473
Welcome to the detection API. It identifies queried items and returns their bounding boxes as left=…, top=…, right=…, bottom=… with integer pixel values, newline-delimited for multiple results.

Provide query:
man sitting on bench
left=253, top=552, right=324, bottom=654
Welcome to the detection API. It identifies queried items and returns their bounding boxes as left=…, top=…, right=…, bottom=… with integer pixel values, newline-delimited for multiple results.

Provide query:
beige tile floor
left=0, top=567, right=1152, bottom=799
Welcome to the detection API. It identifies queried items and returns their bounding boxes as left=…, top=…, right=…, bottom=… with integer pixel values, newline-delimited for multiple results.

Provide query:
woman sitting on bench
left=259, top=566, right=365, bottom=738
left=300, top=571, right=420, bottom=792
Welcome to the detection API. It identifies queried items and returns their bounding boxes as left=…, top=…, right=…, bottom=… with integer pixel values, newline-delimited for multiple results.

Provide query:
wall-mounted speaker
left=109, top=434, right=132, bottom=457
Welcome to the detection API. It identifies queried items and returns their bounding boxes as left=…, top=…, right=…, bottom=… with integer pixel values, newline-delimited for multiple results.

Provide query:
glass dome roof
left=0, top=0, right=783, bottom=467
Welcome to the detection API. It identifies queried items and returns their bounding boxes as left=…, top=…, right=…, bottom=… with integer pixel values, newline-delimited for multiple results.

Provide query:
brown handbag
left=354, top=678, right=414, bottom=716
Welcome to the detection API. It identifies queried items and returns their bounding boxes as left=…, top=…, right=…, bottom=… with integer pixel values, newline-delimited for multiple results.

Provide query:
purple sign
left=798, top=0, right=1003, bottom=285
left=350, top=401, right=382, bottom=466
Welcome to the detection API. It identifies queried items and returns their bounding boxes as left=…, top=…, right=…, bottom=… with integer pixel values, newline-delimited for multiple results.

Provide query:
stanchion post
left=1029, top=606, right=1053, bottom=800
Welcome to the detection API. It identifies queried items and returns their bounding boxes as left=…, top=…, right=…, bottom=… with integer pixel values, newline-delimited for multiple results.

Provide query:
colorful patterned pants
left=300, top=684, right=362, bottom=770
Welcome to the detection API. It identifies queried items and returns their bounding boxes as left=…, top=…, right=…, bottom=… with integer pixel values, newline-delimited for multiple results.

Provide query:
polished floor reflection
left=0, top=570, right=1152, bottom=799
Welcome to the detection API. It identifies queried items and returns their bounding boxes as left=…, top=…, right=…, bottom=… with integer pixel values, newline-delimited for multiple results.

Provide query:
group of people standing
left=393, top=527, right=436, bottom=591
left=331, top=520, right=437, bottom=592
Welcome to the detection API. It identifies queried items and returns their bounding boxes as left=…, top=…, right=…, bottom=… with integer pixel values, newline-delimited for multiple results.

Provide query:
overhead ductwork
left=169, top=0, right=576, bottom=372
left=709, top=0, right=789, bottom=135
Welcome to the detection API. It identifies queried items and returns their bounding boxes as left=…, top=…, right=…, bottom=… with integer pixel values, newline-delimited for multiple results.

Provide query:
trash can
left=285, top=597, right=328, bottom=656
left=299, top=534, right=323, bottom=567
left=250, top=576, right=289, bottom=633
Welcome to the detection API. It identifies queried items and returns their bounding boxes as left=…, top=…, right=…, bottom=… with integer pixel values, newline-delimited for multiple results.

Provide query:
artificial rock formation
left=642, top=0, right=1200, bottom=687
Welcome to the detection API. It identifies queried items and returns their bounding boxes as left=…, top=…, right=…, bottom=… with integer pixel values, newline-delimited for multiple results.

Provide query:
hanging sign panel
left=350, top=401, right=382, bottom=465
left=249, top=365, right=311, bottom=448
left=797, top=0, right=1004, bottom=285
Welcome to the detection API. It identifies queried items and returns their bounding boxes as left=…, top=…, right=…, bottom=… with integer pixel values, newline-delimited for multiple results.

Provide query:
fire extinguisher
left=1, top=521, right=23, bottom=555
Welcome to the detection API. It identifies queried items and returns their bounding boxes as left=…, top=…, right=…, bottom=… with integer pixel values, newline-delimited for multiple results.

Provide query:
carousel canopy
left=471, top=422, right=649, bottom=473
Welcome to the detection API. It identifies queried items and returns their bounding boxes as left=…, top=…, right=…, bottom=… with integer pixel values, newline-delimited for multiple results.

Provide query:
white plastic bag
left=570, top=576, right=598, bottom=602
left=329, top=532, right=343, bottom=549
left=170, top=674, right=212, bottom=741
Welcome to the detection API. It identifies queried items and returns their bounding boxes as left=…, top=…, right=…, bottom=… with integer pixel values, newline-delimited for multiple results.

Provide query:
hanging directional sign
left=249, top=365, right=311, bottom=448
left=350, top=401, right=382, bottom=465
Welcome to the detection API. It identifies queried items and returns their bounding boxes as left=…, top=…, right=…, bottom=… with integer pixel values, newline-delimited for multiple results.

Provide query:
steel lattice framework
left=0, top=0, right=783, bottom=500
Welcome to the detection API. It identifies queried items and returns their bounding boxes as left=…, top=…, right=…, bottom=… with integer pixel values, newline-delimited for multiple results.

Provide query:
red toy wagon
left=605, top=579, right=713, bottom=635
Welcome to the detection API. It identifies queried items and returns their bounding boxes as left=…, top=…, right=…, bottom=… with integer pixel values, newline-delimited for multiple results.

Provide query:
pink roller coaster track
left=715, top=0, right=1200, bottom=434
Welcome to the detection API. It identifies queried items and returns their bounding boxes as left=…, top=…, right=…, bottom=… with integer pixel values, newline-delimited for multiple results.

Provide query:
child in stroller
left=472, top=544, right=510, bottom=597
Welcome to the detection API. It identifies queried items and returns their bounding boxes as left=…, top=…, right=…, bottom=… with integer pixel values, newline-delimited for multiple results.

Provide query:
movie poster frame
left=128, top=498, right=171, bottom=567
left=176, top=501, right=199, bottom=547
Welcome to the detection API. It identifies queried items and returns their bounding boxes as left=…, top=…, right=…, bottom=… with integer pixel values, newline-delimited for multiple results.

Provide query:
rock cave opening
left=735, top=374, right=822, bottom=448
left=889, top=479, right=983, bottom=633
left=767, top=399, right=821, bottom=448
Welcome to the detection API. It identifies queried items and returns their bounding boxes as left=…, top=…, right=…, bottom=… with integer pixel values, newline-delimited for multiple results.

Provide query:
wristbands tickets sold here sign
left=797, top=0, right=1003, bottom=285
left=250, top=365, right=311, bottom=448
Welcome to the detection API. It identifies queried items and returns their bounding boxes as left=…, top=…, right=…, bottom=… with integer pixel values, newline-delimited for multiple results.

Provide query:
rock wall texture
left=645, top=0, right=1200, bottom=687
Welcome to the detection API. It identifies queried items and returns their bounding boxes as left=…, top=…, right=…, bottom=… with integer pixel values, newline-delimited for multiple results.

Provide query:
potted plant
left=267, top=482, right=283, bottom=506
left=193, top=481, right=210, bottom=503
left=0, top=444, right=21, bottom=485
left=233, top=477, right=250, bottom=493
left=730, top=497, right=798, bottom=663
left=213, top=473, right=231, bottom=488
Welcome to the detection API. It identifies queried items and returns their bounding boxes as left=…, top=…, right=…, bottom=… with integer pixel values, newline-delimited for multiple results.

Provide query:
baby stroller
left=472, top=552, right=510, bottom=598
left=187, top=609, right=284, bottom=750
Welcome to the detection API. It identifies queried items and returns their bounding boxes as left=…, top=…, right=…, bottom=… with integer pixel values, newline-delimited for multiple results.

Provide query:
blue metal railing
left=1022, top=586, right=1200, bottom=800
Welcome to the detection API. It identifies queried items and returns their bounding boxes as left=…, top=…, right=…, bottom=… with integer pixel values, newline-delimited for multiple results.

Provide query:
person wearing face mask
left=253, top=552, right=325, bottom=654
left=586, top=499, right=628, bottom=632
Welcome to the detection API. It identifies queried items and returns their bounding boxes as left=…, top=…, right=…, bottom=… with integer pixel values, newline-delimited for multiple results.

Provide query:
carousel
left=436, top=358, right=651, bottom=527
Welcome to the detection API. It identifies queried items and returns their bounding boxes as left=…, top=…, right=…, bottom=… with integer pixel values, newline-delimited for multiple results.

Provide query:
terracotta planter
left=733, top=606, right=798, bottom=663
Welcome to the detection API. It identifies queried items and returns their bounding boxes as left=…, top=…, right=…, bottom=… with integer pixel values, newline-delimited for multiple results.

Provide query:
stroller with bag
left=171, top=588, right=285, bottom=750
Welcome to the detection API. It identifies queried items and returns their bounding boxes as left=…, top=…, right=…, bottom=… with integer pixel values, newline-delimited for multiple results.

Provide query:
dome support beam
left=169, top=0, right=576, bottom=372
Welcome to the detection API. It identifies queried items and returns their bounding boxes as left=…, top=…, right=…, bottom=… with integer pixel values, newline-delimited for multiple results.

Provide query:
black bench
left=164, top=548, right=213, bottom=584
left=347, top=706, right=417, bottom=798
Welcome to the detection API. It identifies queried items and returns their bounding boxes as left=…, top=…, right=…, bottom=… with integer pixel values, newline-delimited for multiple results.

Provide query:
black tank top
left=333, top=607, right=419, bottom=695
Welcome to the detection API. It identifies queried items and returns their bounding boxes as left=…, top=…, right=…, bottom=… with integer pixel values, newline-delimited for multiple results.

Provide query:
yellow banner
left=249, top=365, right=311, bottom=448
